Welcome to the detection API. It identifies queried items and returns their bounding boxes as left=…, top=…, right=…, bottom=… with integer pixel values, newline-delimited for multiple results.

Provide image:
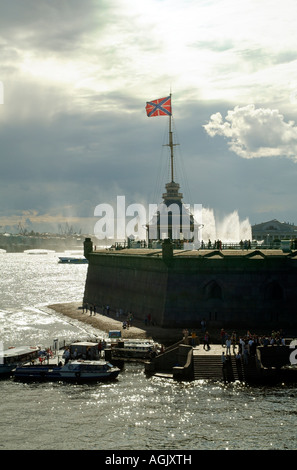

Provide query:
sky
left=1, top=0, right=297, bottom=238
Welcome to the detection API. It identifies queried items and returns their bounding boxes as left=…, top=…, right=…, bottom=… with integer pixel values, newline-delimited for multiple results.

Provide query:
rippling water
left=0, top=253, right=296, bottom=450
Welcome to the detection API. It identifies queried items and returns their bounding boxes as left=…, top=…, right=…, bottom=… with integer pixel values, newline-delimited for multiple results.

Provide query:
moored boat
left=0, top=346, right=40, bottom=376
left=58, top=256, right=88, bottom=264
left=13, top=359, right=120, bottom=382
left=24, top=249, right=54, bottom=255
left=111, top=338, right=159, bottom=360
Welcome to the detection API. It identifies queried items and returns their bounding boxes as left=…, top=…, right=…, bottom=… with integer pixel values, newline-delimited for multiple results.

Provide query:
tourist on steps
left=226, top=337, right=231, bottom=355
left=203, top=332, right=211, bottom=350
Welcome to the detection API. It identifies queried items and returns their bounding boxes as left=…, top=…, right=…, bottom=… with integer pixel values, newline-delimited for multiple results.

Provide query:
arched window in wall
left=264, top=281, right=283, bottom=301
left=204, top=280, right=222, bottom=300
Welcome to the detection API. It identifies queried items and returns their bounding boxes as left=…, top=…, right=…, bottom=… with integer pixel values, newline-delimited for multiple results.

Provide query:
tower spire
left=146, top=93, right=195, bottom=243
left=169, top=112, right=174, bottom=182
left=165, top=93, right=178, bottom=182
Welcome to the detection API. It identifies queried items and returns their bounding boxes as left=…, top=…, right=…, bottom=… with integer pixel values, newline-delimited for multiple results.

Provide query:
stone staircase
left=193, top=351, right=223, bottom=381
left=148, top=343, right=264, bottom=383
left=193, top=350, right=260, bottom=382
left=229, top=355, right=244, bottom=381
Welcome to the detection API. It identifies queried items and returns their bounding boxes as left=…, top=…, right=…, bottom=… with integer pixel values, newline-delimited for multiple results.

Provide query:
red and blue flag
left=145, top=96, right=172, bottom=117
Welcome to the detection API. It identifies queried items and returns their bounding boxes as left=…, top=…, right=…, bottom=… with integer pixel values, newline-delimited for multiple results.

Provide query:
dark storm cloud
left=0, top=77, right=169, bottom=224
left=1, top=79, right=297, bottom=233
left=0, top=0, right=103, bottom=51
left=1, top=0, right=297, bottom=234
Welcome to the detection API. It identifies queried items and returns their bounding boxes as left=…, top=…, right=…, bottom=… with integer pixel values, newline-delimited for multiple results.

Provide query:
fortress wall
left=83, top=248, right=297, bottom=329
left=83, top=251, right=169, bottom=325
left=162, top=256, right=297, bottom=328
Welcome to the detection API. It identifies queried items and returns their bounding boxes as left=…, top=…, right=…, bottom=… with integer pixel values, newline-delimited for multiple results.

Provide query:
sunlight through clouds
left=1, top=0, right=297, bottom=231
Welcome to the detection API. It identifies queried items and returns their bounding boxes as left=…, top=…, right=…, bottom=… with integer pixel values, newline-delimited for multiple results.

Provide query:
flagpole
left=169, top=93, right=174, bottom=182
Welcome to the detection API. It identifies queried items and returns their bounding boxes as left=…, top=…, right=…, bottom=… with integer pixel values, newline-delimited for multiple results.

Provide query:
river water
left=0, top=252, right=296, bottom=451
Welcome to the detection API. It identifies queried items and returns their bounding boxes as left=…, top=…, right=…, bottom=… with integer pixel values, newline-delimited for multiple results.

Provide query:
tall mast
left=167, top=93, right=178, bottom=183
left=169, top=113, right=174, bottom=182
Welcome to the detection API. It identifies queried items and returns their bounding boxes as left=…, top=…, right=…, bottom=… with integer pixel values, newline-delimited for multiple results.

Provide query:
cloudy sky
left=1, top=0, right=297, bottom=237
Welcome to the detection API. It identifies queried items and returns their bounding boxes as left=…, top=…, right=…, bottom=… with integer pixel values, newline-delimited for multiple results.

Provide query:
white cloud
left=203, top=104, right=297, bottom=161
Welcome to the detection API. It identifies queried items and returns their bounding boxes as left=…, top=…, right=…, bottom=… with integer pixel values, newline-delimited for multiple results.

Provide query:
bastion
left=83, top=238, right=297, bottom=330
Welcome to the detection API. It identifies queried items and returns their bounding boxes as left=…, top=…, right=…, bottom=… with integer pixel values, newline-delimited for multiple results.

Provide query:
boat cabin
left=69, top=342, right=100, bottom=360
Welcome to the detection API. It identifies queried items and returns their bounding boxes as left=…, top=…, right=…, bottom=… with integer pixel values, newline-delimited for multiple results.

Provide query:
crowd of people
left=182, top=322, right=288, bottom=364
left=200, top=239, right=252, bottom=250
left=182, top=327, right=211, bottom=350
left=82, top=302, right=114, bottom=316
left=221, top=328, right=286, bottom=350
left=220, top=328, right=287, bottom=364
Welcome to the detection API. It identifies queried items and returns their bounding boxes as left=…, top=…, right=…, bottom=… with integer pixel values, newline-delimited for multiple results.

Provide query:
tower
left=146, top=98, right=195, bottom=245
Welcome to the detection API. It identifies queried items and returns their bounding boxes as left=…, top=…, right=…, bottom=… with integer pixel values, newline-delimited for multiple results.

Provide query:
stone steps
left=193, top=354, right=223, bottom=380
left=193, top=351, right=259, bottom=382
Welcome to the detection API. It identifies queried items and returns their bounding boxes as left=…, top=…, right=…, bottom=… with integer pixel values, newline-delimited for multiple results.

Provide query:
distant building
left=252, top=219, right=297, bottom=242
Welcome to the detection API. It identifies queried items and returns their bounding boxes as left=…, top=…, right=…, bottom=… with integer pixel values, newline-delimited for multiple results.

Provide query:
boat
left=68, top=341, right=103, bottom=360
left=24, top=249, right=55, bottom=255
left=58, top=256, right=88, bottom=264
left=13, top=359, right=120, bottom=382
left=0, top=346, right=40, bottom=376
left=106, top=331, right=160, bottom=360
left=111, top=338, right=159, bottom=360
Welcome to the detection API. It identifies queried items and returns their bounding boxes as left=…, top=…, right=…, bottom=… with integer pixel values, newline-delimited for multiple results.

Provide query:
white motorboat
left=24, top=249, right=54, bottom=255
left=0, top=346, right=40, bottom=376
left=111, top=338, right=159, bottom=359
left=13, top=359, right=120, bottom=382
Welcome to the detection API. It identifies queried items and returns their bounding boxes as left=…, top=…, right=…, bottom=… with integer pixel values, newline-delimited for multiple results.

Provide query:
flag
left=145, top=96, right=172, bottom=117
